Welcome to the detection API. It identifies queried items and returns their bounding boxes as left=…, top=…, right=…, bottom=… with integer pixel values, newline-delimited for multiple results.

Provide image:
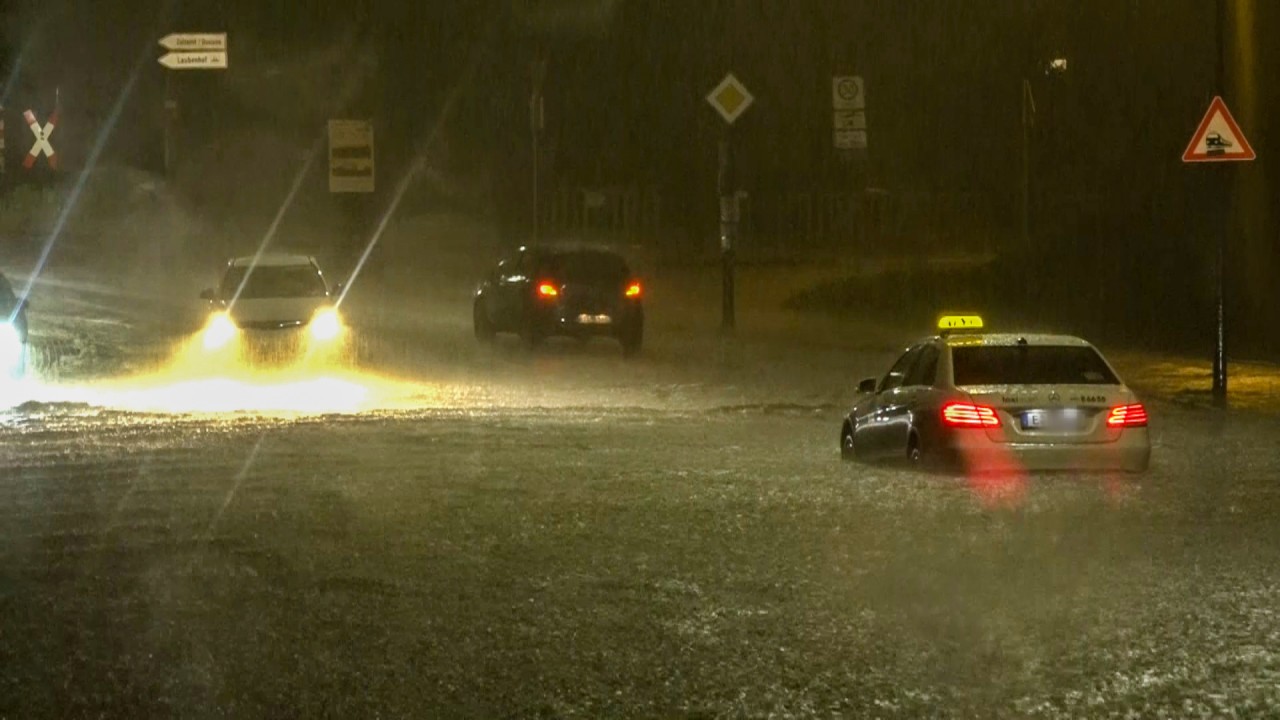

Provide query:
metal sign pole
left=718, top=131, right=736, bottom=332
left=163, top=71, right=173, bottom=177
left=1211, top=0, right=1228, bottom=406
left=1212, top=191, right=1227, bottom=404
left=1181, top=5, right=1253, bottom=406
left=706, top=73, right=752, bottom=334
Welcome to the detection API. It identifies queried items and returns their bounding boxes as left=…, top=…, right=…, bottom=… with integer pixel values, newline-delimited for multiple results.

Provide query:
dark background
left=0, top=0, right=1275, bottom=353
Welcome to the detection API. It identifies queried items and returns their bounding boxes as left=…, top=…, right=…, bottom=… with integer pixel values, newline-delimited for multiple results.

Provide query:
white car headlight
left=0, top=322, right=23, bottom=374
left=310, top=308, right=342, bottom=342
left=203, top=312, right=238, bottom=350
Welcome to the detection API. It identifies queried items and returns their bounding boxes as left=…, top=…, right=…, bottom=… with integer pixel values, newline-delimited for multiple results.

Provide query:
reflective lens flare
left=202, top=312, right=238, bottom=351
left=1106, top=403, right=1149, bottom=428
left=310, top=308, right=342, bottom=342
left=624, top=282, right=642, bottom=298
left=537, top=282, right=559, bottom=298
left=942, top=401, right=1002, bottom=428
left=0, top=322, right=23, bottom=372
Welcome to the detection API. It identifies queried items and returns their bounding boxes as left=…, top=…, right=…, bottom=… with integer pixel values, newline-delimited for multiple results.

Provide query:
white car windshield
left=220, top=265, right=328, bottom=299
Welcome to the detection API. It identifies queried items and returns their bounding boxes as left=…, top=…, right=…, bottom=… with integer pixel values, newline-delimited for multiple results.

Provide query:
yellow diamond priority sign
left=706, top=73, right=754, bottom=125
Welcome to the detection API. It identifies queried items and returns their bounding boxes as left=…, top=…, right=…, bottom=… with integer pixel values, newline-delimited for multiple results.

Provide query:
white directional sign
left=329, top=120, right=375, bottom=193
left=159, top=33, right=227, bottom=51
left=158, top=32, right=228, bottom=70
left=158, top=51, right=228, bottom=70
left=706, top=73, right=754, bottom=125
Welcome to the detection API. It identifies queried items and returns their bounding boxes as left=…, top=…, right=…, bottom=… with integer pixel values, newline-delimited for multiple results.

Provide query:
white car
left=841, top=315, right=1151, bottom=473
left=1, top=271, right=30, bottom=380
left=199, top=254, right=345, bottom=361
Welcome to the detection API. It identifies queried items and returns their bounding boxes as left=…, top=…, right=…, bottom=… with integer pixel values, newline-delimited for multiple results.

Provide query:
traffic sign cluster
left=157, top=33, right=228, bottom=70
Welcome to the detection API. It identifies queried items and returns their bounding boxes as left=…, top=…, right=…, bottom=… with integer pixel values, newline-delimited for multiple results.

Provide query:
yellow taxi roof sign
left=937, top=314, right=984, bottom=331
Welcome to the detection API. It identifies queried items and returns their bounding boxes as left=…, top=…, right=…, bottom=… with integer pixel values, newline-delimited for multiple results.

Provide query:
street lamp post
left=1019, top=57, right=1067, bottom=304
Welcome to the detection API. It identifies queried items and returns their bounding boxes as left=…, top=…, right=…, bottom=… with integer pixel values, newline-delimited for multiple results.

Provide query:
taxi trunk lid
left=961, top=385, right=1134, bottom=444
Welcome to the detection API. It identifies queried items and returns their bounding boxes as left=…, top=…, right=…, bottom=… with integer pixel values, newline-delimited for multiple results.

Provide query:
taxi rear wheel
left=907, top=434, right=923, bottom=465
left=840, top=424, right=857, bottom=461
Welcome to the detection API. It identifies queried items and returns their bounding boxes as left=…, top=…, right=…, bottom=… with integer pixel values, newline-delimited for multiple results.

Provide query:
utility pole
left=1020, top=78, right=1033, bottom=263
left=530, top=54, right=546, bottom=244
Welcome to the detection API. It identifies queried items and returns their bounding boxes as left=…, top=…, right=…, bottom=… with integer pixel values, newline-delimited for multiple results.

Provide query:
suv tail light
left=536, top=282, right=559, bottom=299
left=624, top=281, right=642, bottom=298
left=942, top=401, right=1002, bottom=428
left=1106, top=403, right=1148, bottom=428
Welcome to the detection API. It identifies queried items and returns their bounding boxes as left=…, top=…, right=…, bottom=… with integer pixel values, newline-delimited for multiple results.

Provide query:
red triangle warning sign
left=1183, top=96, right=1256, bottom=163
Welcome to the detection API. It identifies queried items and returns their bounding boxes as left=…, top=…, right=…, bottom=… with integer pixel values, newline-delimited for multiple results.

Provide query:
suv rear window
left=539, top=251, right=629, bottom=284
left=951, top=345, right=1119, bottom=386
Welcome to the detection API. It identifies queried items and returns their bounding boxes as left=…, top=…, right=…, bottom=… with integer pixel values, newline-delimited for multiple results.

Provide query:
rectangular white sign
left=329, top=120, right=375, bottom=193
left=158, top=51, right=228, bottom=70
left=832, top=76, right=865, bottom=111
left=159, top=33, right=227, bottom=51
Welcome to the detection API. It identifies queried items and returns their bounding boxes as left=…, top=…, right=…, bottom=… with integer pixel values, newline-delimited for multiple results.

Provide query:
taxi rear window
left=951, top=345, right=1119, bottom=386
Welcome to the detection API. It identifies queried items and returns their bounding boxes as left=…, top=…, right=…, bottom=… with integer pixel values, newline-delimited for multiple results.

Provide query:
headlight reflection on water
left=2, top=329, right=440, bottom=416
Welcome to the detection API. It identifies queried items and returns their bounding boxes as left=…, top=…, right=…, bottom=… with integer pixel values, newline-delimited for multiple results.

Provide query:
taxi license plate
left=577, top=313, right=612, bottom=325
left=1021, top=409, right=1085, bottom=431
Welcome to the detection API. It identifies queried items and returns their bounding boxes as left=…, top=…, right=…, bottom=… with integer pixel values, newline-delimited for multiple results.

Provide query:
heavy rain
left=2, top=1, right=1279, bottom=717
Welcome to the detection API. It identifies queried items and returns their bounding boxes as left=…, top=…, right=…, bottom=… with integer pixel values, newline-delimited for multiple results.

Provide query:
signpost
left=706, top=73, right=753, bottom=332
left=159, top=33, right=227, bottom=52
left=156, top=33, right=228, bottom=70
left=328, top=120, right=375, bottom=193
left=22, top=110, right=56, bottom=170
left=1183, top=96, right=1256, bottom=405
left=157, top=52, right=228, bottom=70
left=157, top=32, right=228, bottom=176
left=831, top=75, right=867, bottom=152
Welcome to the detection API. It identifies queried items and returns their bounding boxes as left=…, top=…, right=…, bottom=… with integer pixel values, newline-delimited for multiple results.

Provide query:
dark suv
left=473, top=246, right=644, bottom=356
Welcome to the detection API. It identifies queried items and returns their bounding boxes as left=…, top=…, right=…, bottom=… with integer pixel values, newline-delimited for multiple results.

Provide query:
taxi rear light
left=941, top=401, right=1001, bottom=428
left=536, top=282, right=559, bottom=298
left=1106, top=403, right=1148, bottom=428
left=624, top=281, right=642, bottom=298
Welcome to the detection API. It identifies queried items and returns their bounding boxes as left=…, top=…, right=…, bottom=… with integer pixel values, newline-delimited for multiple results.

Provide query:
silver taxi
left=841, top=315, right=1150, bottom=473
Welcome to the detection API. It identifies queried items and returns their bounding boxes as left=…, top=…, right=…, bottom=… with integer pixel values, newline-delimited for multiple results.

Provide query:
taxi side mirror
left=857, top=377, right=878, bottom=394
left=199, top=288, right=217, bottom=301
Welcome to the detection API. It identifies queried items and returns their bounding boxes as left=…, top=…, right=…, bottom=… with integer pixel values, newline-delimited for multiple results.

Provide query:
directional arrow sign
left=159, top=33, right=227, bottom=51
left=158, top=51, right=228, bottom=70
